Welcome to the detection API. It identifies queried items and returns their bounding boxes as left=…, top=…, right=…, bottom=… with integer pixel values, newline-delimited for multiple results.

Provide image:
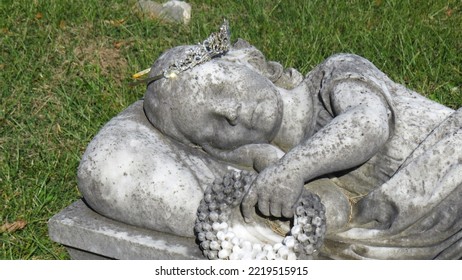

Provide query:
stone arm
left=288, top=79, right=391, bottom=181
left=242, top=78, right=392, bottom=220
left=202, top=143, right=285, bottom=172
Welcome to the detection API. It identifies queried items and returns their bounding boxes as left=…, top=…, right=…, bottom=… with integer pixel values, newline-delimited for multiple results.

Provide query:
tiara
left=130, top=19, right=231, bottom=86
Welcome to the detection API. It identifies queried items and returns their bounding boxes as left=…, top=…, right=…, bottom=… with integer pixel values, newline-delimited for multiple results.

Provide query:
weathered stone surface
left=77, top=100, right=229, bottom=238
left=70, top=23, right=462, bottom=259
left=48, top=200, right=204, bottom=259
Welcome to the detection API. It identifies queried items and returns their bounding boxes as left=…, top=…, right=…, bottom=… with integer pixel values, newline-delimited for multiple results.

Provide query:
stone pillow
left=77, top=100, right=228, bottom=237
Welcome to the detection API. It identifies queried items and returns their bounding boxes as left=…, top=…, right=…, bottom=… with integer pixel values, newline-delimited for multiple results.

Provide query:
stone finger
left=241, top=189, right=258, bottom=223
left=282, top=204, right=294, bottom=218
left=270, top=201, right=282, bottom=217
left=258, top=196, right=270, bottom=217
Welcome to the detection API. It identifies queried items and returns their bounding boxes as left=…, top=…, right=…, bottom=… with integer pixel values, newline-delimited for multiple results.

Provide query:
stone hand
left=203, top=143, right=284, bottom=172
left=241, top=163, right=304, bottom=222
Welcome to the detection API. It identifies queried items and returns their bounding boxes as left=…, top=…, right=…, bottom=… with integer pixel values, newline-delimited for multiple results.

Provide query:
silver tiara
left=130, top=19, right=231, bottom=86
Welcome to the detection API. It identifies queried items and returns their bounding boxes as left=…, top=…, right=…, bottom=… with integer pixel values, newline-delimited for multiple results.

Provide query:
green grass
left=1, top=0, right=461, bottom=259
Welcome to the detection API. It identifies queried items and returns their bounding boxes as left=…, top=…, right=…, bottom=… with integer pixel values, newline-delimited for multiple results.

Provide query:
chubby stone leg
left=339, top=109, right=462, bottom=258
left=354, top=137, right=462, bottom=234
left=352, top=110, right=462, bottom=233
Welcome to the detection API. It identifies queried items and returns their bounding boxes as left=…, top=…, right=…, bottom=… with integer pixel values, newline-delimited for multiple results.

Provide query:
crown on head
left=131, top=19, right=231, bottom=86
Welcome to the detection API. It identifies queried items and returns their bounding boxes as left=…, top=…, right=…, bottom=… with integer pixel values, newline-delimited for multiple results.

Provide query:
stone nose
left=211, top=101, right=241, bottom=126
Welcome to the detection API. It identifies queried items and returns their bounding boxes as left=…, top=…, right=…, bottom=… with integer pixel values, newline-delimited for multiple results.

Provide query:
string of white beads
left=194, top=170, right=326, bottom=260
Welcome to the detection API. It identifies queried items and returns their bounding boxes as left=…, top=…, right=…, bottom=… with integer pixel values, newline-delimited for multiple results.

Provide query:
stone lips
left=194, top=170, right=327, bottom=260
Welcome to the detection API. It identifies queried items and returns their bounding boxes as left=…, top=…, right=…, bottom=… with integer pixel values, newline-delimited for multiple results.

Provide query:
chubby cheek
left=171, top=101, right=212, bottom=144
left=193, top=115, right=220, bottom=144
left=211, top=125, right=269, bottom=150
left=204, top=123, right=243, bottom=149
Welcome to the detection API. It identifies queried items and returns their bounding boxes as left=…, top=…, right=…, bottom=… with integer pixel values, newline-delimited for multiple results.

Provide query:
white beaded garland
left=291, top=225, right=301, bottom=236
left=283, top=236, right=296, bottom=248
left=195, top=170, right=326, bottom=260
left=221, top=240, right=233, bottom=250
left=218, top=249, right=231, bottom=259
left=212, top=222, right=221, bottom=231
left=264, top=244, right=274, bottom=252
left=266, top=250, right=276, bottom=260
left=209, top=240, right=220, bottom=251
left=216, top=230, right=226, bottom=241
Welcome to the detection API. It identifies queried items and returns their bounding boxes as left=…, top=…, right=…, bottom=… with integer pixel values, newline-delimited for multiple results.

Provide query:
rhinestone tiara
left=130, top=19, right=231, bottom=86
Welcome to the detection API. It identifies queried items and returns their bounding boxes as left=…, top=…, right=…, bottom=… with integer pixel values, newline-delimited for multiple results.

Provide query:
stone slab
left=48, top=200, right=205, bottom=260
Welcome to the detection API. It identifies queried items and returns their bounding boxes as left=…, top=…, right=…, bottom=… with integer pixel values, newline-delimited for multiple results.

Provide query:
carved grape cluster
left=289, top=192, right=327, bottom=259
left=194, top=170, right=326, bottom=260
left=194, top=170, right=255, bottom=259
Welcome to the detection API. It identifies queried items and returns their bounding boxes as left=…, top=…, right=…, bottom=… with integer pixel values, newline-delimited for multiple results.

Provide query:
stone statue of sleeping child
left=78, top=31, right=462, bottom=259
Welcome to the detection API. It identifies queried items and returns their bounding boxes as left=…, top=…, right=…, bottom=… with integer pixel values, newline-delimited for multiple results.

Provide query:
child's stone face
left=169, top=60, right=283, bottom=150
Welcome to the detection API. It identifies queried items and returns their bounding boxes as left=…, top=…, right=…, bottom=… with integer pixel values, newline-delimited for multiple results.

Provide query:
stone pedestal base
left=48, top=200, right=204, bottom=260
